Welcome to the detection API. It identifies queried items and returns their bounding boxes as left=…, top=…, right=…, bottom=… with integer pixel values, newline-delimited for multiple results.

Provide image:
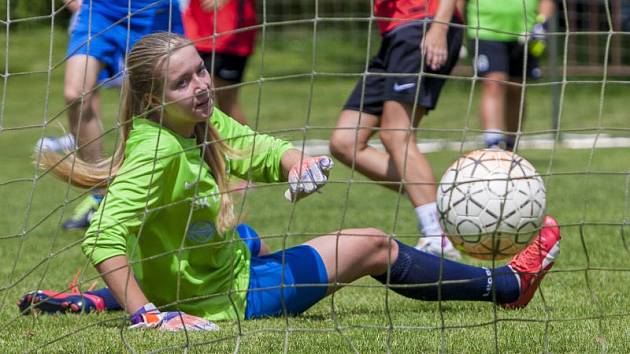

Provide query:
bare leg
left=303, top=227, right=524, bottom=304
left=331, top=103, right=459, bottom=258
left=480, top=72, right=509, bottom=134
left=329, top=110, right=401, bottom=191
left=64, top=55, right=105, bottom=163
left=505, top=78, right=525, bottom=148
left=303, top=228, right=398, bottom=295
left=214, top=76, right=248, bottom=125
left=258, top=239, right=270, bottom=256
left=378, top=101, right=434, bottom=207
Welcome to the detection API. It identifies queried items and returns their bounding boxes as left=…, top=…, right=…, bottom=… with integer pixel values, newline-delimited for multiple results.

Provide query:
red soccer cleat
left=502, top=216, right=561, bottom=309
left=17, top=271, right=105, bottom=314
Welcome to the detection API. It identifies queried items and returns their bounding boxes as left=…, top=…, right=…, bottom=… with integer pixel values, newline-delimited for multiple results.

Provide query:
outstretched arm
left=421, top=0, right=458, bottom=70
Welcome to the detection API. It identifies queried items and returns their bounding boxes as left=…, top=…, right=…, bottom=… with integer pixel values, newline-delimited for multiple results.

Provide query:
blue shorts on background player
left=37, top=0, right=183, bottom=230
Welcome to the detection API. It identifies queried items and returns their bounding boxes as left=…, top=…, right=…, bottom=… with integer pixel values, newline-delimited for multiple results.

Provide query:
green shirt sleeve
left=81, top=150, right=171, bottom=266
left=211, top=109, right=293, bottom=183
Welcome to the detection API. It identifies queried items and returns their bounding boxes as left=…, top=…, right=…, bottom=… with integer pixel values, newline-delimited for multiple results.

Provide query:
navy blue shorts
left=200, top=52, right=249, bottom=83
left=472, top=39, right=541, bottom=79
left=235, top=225, right=329, bottom=319
left=344, top=20, right=463, bottom=115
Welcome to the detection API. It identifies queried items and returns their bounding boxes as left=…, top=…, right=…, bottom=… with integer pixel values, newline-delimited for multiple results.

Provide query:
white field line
left=296, top=134, right=630, bottom=156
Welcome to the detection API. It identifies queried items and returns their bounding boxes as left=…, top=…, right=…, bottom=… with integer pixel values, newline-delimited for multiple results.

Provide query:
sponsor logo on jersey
left=186, top=220, right=216, bottom=243
left=393, top=82, right=416, bottom=92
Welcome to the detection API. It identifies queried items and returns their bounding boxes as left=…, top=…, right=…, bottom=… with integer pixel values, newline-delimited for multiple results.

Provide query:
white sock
left=415, top=202, right=443, bottom=238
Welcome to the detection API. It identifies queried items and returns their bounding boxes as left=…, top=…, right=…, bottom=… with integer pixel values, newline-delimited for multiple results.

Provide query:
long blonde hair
left=38, top=32, right=236, bottom=232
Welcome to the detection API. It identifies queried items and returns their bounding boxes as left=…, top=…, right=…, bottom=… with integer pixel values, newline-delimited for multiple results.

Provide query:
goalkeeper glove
left=284, top=156, right=334, bottom=202
left=129, top=303, right=219, bottom=332
left=530, top=15, right=549, bottom=57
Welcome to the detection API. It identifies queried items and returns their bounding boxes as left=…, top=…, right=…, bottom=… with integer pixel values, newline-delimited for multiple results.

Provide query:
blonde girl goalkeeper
left=23, top=32, right=561, bottom=331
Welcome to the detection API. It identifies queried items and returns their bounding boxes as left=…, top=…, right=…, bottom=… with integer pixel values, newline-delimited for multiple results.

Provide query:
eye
left=176, top=78, right=188, bottom=89
left=197, top=65, right=207, bottom=76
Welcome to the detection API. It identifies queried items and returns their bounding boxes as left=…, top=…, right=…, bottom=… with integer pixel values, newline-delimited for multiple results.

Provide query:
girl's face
left=156, top=44, right=214, bottom=136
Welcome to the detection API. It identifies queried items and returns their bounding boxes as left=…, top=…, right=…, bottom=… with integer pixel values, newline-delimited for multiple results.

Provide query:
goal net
left=1, top=0, right=629, bottom=352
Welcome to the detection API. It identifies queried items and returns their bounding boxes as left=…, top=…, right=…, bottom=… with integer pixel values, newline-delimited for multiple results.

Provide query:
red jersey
left=374, top=0, right=459, bottom=34
left=183, top=0, right=257, bottom=56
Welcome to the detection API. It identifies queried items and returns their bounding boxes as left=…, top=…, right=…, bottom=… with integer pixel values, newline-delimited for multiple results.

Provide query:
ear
left=144, top=94, right=161, bottom=108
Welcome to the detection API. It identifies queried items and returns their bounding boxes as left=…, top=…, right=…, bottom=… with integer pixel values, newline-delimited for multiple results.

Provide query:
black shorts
left=472, top=39, right=541, bottom=79
left=343, top=20, right=463, bottom=115
left=199, top=52, right=249, bottom=83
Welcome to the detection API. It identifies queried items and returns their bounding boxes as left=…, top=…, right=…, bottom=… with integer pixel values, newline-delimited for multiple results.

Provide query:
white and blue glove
left=284, top=156, right=334, bottom=202
left=129, top=303, right=219, bottom=332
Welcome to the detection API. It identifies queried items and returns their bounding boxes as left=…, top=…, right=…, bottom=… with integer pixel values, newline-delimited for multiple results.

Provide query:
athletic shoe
left=62, top=194, right=101, bottom=230
left=35, top=134, right=76, bottom=154
left=416, top=236, right=462, bottom=261
left=18, top=290, right=105, bottom=314
left=17, top=273, right=104, bottom=314
left=502, top=215, right=561, bottom=309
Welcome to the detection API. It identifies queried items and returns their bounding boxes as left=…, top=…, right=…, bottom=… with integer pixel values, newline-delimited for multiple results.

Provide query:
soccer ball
left=436, top=149, right=546, bottom=260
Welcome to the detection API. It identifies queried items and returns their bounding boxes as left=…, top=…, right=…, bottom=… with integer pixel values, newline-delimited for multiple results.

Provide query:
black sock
left=372, top=241, right=519, bottom=303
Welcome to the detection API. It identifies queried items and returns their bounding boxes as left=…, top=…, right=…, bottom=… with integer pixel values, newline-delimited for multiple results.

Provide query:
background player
left=467, top=0, right=556, bottom=150
left=37, top=0, right=183, bottom=230
left=329, top=0, right=465, bottom=260
left=182, top=0, right=256, bottom=125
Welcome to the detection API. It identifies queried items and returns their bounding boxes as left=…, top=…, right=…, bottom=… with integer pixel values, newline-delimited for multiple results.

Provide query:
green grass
left=1, top=27, right=630, bottom=353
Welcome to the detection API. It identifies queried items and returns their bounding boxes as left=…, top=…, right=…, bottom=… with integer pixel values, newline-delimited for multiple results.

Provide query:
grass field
left=1, top=27, right=630, bottom=353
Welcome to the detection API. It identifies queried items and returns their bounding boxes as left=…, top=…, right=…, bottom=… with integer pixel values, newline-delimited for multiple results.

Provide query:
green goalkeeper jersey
left=82, top=109, right=293, bottom=321
left=467, top=0, right=540, bottom=41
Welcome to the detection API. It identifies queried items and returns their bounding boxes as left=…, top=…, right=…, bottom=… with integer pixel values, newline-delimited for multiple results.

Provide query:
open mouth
left=195, top=94, right=210, bottom=110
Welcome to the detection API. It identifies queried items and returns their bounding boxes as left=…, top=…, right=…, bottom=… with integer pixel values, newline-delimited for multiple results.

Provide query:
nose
left=192, top=73, right=206, bottom=90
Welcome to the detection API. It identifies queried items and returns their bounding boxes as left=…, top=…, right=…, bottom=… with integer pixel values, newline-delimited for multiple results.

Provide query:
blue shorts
left=235, top=225, right=329, bottom=319
left=67, top=1, right=183, bottom=82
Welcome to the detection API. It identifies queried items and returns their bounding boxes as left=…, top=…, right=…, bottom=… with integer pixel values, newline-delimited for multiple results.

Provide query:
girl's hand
left=129, top=303, right=219, bottom=332
left=421, top=23, right=449, bottom=71
left=285, top=156, right=334, bottom=202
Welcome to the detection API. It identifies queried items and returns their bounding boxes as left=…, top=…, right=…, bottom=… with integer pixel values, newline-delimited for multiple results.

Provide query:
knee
left=355, top=228, right=398, bottom=272
left=378, top=128, right=406, bottom=150
left=356, top=227, right=391, bottom=252
left=482, top=80, right=506, bottom=96
left=64, top=84, right=84, bottom=105
left=329, top=131, right=359, bottom=165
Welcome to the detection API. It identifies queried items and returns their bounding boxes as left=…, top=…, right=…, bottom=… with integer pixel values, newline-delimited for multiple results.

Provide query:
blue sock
left=373, top=241, right=519, bottom=303
left=86, top=288, right=121, bottom=310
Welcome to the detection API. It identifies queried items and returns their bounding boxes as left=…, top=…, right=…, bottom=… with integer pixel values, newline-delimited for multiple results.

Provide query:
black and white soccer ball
left=437, top=149, right=546, bottom=260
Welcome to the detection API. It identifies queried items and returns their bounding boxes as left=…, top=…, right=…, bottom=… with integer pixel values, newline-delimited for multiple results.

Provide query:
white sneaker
left=415, top=236, right=462, bottom=261
left=35, top=134, right=76, bottom=154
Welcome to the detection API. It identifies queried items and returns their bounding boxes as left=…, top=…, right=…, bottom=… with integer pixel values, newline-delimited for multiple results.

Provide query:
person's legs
left=64, top=54, right=105, bottom=163
left=304, top=227, right=507, bottom=302
left=330, top=110, right=402, bottom=191
left=480, top=71, right=509, bottom=148
left=504, top=78, right=525, bottom=151
left=377, top=101, right=459, bottom=259
left=378, top=101, right=432, bottom=206
left=305, top=218, right=560, bottom=306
